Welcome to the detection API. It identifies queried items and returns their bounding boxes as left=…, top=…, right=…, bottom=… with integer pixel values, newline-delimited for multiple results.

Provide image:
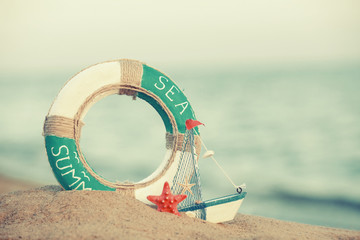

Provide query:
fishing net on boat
left=171, top=128, right=206, bottom=220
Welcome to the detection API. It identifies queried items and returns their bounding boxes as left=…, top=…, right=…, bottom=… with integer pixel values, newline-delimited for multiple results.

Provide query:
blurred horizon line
left=1, top=58, right=359, bottom=77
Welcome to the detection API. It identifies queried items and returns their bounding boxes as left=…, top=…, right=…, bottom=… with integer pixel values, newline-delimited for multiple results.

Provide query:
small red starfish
left=147, top=181, right=187, bottom=216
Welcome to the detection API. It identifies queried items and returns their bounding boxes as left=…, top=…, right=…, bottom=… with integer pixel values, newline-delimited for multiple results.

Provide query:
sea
left=0, top=62, right=359, bottom=230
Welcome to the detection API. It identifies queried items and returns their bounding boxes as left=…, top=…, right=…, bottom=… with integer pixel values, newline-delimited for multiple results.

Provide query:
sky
left=0, top=0, right=360, bottom=72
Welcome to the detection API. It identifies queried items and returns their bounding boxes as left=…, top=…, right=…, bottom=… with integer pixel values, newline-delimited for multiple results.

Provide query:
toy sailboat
left=171, top=119, right=247, bottom=223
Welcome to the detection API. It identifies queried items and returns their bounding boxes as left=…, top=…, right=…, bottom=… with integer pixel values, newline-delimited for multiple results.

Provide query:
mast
left=171, top=127, right=206, bottom=220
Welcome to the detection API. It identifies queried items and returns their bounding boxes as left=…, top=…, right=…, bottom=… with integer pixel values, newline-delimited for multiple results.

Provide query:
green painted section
left=141, top=64, right=198, bottom=134
left=45, top=135, right=115, bottom=191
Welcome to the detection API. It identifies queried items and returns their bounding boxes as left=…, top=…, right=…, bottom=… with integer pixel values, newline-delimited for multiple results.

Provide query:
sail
left=171, top=128, right=206, bottom=220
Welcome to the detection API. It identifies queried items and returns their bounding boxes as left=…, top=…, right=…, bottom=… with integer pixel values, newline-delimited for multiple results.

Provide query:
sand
left=0, top=178, right=359, bottom=240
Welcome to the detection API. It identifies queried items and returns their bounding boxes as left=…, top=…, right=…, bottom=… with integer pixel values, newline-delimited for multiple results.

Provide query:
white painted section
left=205, top=198, right=244, bottom=223
left=48, top=61, right=121, bottom=119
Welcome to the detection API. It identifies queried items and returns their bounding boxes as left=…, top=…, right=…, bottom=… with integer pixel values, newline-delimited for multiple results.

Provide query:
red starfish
left=147, top=181, right=187, bottom=216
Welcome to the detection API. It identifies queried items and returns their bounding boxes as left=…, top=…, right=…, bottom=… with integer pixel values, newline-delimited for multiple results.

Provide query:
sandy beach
left=0, top=176, right=359, bottom=240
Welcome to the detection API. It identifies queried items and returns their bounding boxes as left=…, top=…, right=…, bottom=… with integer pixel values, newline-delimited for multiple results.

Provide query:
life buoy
left=43, top=59, right=201, bottom=203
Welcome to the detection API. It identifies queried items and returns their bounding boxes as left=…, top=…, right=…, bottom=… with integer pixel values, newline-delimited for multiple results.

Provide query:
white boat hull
left=178, top=192, right=247, bottom=223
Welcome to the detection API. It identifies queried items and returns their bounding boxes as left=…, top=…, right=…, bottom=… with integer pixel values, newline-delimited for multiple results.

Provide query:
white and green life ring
left=43, top=59, right=201, bottom=203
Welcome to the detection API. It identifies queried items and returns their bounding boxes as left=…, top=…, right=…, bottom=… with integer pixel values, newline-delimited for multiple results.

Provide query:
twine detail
left=43, top=115, right=84, bottom=139
left=115, top=187, right=135, bottom=197
left=119, top=88, right=137, bottom=99
left=166, top=132, right=201, bottom=157
left=119, top=59, right=143, bottom=99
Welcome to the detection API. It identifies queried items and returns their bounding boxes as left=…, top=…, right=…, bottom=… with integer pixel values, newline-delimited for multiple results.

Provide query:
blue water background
left=0, top=63, right=359, bottom=230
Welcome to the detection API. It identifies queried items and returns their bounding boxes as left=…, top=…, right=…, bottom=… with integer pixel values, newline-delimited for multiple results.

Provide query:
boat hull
left=178, top=192, right=247, bottom=223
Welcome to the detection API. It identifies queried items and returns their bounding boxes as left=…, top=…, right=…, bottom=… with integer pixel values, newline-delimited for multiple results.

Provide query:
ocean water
left=0, top=63, right=359, bottom=230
